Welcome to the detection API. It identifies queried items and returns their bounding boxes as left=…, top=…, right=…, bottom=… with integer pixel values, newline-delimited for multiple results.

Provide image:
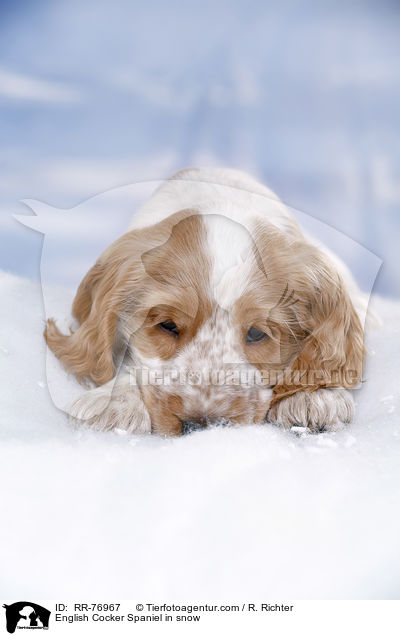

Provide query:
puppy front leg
left=68, top=371, right=151, bottom=433
left=267, top=387, right=355, bottom=432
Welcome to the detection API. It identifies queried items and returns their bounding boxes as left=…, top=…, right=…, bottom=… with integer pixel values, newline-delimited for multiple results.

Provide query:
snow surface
left=1, top=269, right=399, bottom=599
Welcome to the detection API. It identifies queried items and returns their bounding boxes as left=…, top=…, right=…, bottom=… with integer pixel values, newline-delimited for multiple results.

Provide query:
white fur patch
left=267, top=387, right=355, bottom=432
left=204, top=213, right=256, bottom=310
left=128, top=167, right=299, bottom=235
left=68, top=372, right=151, bottom=433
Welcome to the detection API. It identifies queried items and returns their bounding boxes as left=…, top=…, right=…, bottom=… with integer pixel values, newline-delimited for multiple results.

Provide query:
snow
left=1, top=269, right=400, bottom=599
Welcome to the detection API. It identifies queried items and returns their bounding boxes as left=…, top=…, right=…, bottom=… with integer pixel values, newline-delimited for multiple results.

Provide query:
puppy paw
left=266, top=387, right=354, bottom=432
left=68, top=384, right=151, bottom=434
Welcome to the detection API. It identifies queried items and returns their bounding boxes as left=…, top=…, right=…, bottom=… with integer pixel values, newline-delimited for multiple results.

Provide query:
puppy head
left=44, top=209, right=199, bottom=386
left=45, top=212, right=364, bottom=434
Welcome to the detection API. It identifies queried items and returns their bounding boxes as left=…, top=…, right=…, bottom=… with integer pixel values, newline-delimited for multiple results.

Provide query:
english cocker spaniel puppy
left=45, top=168, right=365, bottom=435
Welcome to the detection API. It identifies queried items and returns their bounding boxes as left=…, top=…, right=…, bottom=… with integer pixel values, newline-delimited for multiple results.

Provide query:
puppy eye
left=158, top=320, right=179, bottom=336
left=246, top=327, right=268, bottom=343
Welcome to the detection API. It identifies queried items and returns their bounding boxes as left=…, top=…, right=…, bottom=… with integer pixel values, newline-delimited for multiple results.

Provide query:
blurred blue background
left=1, top=0, right=399, bottom=295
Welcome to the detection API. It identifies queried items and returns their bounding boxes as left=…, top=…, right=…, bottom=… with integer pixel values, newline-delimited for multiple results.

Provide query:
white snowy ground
left=1, top=269, right=399, bottom=600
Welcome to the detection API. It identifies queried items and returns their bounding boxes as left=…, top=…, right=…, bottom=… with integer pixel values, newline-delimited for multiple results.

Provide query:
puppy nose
left=181, top=416, right=228, bottom=435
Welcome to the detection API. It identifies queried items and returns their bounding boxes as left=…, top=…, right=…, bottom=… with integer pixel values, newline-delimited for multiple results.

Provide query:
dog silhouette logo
left=2, top=602, right=50, bottom=633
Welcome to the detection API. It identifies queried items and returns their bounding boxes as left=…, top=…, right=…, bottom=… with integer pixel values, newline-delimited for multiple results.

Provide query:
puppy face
left=45, top=210, right=364, bottom=435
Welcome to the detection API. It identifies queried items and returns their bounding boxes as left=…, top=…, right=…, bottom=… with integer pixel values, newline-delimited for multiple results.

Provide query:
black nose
left=181, top=417, right=228, bottom=435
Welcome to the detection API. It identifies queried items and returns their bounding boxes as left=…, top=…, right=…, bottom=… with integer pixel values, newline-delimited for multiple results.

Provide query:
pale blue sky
left=1, top=0, right=399, bottom=294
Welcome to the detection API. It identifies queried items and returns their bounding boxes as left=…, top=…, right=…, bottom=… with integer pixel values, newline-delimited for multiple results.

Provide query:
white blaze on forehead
left=204, top=214, right=257, bottom=310
left=176, top=308, right=247, bottom=367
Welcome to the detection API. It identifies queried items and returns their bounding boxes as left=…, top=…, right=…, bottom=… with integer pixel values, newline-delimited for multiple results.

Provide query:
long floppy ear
left=44, top=231, right=146, bottom=385
left=271, top=249, right=365, bottom=404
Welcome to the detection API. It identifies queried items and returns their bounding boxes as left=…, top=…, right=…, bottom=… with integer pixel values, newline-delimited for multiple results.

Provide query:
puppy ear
left=44, top=231, right=145, bottom=385
left=272, top=251, right=365, bottom=404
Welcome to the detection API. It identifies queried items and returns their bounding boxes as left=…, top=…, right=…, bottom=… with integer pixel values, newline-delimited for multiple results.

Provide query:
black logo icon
left=2, top=602, right=51, bottom=633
